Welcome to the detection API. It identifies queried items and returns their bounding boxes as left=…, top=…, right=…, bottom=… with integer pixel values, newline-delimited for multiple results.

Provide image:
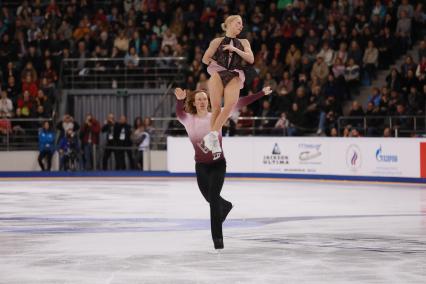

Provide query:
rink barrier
left=169, top=137, right=426, bottom=179
left=0, top=171, right=425, bottom=184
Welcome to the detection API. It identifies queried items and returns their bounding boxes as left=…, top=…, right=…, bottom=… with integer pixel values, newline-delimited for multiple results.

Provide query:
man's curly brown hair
left=184, top=89, right=211, bottom=114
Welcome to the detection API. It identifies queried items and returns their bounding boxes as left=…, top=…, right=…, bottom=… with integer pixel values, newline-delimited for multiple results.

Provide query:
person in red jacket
left=21, top=73, right=38, bottom=98
left=80, top=113, right=100, bottom=170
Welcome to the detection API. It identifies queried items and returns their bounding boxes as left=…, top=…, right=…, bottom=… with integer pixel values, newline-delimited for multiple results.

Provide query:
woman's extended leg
left=212, top=78, right=240, bottom=132
left=208, top=73, right=224, bottom=130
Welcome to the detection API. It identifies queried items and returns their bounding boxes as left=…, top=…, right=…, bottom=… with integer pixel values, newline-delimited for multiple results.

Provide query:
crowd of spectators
left=1, top=0, right=426, bottom=142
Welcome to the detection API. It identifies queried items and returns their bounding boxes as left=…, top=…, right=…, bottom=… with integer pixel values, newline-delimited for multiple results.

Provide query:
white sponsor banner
left=167, top=137, right=425, bottom=178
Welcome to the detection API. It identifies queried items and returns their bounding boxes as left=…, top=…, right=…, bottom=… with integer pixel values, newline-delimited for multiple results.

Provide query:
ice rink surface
left=0, top=177, right=425, bottom=284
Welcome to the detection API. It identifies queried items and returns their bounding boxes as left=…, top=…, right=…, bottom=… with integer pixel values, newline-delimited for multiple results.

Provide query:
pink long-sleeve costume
left=176, top=91, right=265, bottom=164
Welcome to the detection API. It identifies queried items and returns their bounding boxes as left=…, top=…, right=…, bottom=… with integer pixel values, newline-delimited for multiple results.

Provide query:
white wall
left=144, top=150, right=167, bottom=171
left=0, top=151, right=60, bottom=171
left=0, top=151, right=167, bottom=171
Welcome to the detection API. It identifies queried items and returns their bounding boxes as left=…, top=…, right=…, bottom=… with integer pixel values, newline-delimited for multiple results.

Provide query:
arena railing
left=337, top=115, right=426, bottom=137
left=3, top=1, right=112, bottom=8
left=0, top=118, right=53, bottom=151
left=60, top=57, right=187, bottom=89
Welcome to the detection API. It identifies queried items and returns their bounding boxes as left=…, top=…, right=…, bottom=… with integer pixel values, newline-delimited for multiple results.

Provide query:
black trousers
left=38, top=150, right=53, bottom=171
left=102, top=147, right=115, bottom=170
left=195, top=159, right=230, bottom=241
left=115, top=149, right=135, bottom=170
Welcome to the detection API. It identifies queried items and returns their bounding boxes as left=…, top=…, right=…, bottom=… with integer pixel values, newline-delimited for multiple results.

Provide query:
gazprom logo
left=375, top=145, right=398, bottom=163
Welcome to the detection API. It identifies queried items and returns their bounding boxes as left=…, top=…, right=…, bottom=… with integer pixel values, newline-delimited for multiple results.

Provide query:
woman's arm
left=202, top=38, right=222, bottom=65
left=224, top=39, right=254, bottom=64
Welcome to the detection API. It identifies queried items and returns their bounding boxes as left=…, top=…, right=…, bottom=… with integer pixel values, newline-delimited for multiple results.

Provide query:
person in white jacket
left=0, top=90, right=13, bottom=118
left=132, top=124, right=150, bottom=171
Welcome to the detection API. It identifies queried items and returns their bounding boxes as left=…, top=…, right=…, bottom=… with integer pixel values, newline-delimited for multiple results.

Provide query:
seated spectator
left=276, top=71, right=294, bottom=97
left=334, top=42, right=348, bottom=64
left=350, top=128, right=362, bottom=137
left=34, top=90, right=52, bottom=117
left=80, top=114, right=100, bottom=170
left=16, top=91, right=34, bottom=118
left=0, top=91, right=13, bottom=118
left=392, top=104, right=412, bottom=136
left=317, top=41, right=335, bottom=67
left=347, top=101, right=365, bottom=129
left=347, top=40, right=362, bottom=66
left=196, top=72, right=208, bottom=90
left=222, top=118, right=236, bottom=137
left=236, top=105, right=254, bottom=135
left=3, top=61, right=19, bottom=83
left=22, top=73, right=38, bottom=98
left=402, top=69, right=419, bottom=93
left=287, top=103, right=305, bottom=136
left=305, top=44, right=318, bottom=64
left=311, top=55, right=329, bottom=85
left=329, top=127, right=338, bottom=137
left=41, top=59, right=58, bottom=85
left=161, top=29, right=178, bottom=49
left=257, top=99, right=275, bottom=135
left=415, top=56, right=426, bottom=81
left=152, top=18, right=168, bottom=36
left=269, top=58, right=284, bottom=79
left=39, top=77, right=56, bottom=103
left=57, top=19, right=73, bottom=41
left=383, top=127, right=393, bottom=137
left=332, top=57, right=346, bottom=78
left=73, top=20, right=90, bottom=41
left=363, top=40, right=379, bottom=85
left=0, top=116, right=12, bottom=136
left=263, top=73, right=277, bottom=92
left=344, top=58, right=360, bottom=98
left=395, top=10, right=412, bottom=52
left=386, top=67, right=403, bottom=92
left=5, top=76, right=20, bottom=104
left=401, top=55, right=417, bottom=77
left=124, top=46, right=140, bottom=69
left=38, top=121, right=55, bottom=171
left=368, top=87, right=382, bottom=107
left=273, top=112, right=289, bottom=136
left=285, top=44, right=302, bottom=74
left=365, top=102, right=382, bottom=137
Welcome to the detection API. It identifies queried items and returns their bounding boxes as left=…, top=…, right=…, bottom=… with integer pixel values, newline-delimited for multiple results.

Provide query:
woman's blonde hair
left=184, top=90, right=211, bottom=114
left=221, top=15, right=242, bottom=32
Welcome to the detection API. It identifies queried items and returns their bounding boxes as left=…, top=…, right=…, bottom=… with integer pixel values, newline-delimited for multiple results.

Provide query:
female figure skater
left=202, top=15, right=254, bottom=156
left=174, top=86, right=272, bottom=249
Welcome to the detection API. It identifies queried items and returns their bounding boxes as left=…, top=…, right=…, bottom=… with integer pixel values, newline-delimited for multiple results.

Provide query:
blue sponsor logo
left=375, top=145, right=398, bottom=163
